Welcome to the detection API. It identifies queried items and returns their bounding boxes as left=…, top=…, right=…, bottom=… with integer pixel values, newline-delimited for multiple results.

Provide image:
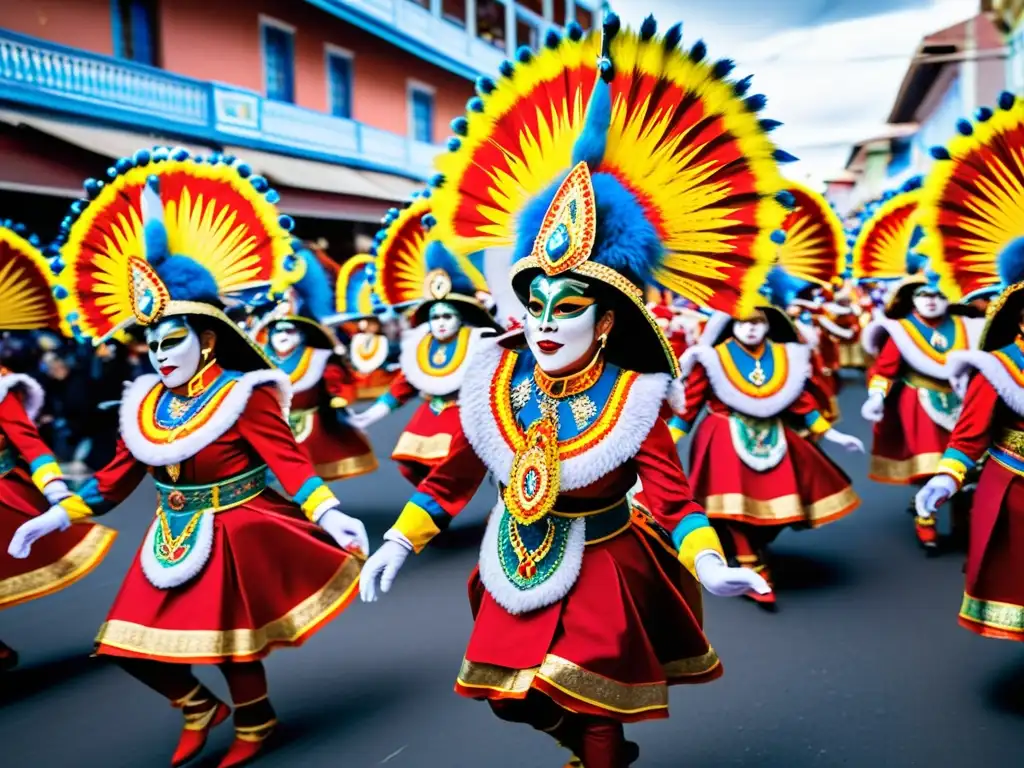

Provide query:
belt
left=902, top=371, right=952, bottom=393
left=155, top=465, right=267, bottom=515
left=996, top=428, right=1024, bottom=461
left=552, top=498, right=632, bottom=545
left=0, top=447, right=14, bottom=479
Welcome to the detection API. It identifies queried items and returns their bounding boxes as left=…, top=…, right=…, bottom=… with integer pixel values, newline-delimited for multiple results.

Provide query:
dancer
left=360, top=17, right=784, bottom=767
left=0, top=221, right=117, bottom=670
left=259, top=247, right=377, bottom=482
left=669, top=269, right=864, bottom=607
left=8, top=150, right=369, bottom=768
left=349, top=195, right=501, bottom=486
left=916, top=93, right=1024, bottom=636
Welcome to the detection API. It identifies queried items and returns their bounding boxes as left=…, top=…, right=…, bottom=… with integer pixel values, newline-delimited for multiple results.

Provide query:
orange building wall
left=0, top=0, right=115, bottom=56
left=159, top=0, right=473, bottom=140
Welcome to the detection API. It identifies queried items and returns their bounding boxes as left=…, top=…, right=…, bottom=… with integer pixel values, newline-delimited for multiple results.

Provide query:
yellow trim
left=138, top=378, right=239, bottom=444
left=808, top=415, right=831, bottom=436
left=393, top=502, right=443, bottom=553
left=677, top=527, right=725, bottom=580
left=391, top=431, right=453, bottom=463
left=704, top=487, right=859, bottom=526
left=897, top=315, right=968, bottom=364
left=668, top=424, right=686, bottom=444
left=300, top=485, right=337, bottom=522
left=314, top=452, right=378, bottom=482
left=415, top=326, right=471, bottom=377
left=60, top=495, right=95, bottom=521
left=936, top=457, right=968, bottom=485
left=30, top=461, right=63, bottom=492
left=868, top=375, right=892, bottom=396
left=286, top=347, right=315, bottom=385
left=869, top=452, right=942, bottom=484
left=716, top=342, right=788, bottom=397
left=0, top=525, right=116, bottom=608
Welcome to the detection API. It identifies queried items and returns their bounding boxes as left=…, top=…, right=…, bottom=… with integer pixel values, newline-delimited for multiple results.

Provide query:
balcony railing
left=0, top=29, right=440, bottom=181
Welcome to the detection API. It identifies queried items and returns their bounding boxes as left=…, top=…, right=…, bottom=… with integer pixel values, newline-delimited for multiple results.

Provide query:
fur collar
left=680, top=343, right=811, bottom=418
left=120, top=370, right=292, bottom=466
left=948, top=350, right=1024, bottom=417
left=862, top=316, right=984, bottom=378
left=459, top=340, right=670, bottom=491
left=290, top=348, right=331, bottom=394
left=818, top=315, right=855, bottom=340
left=797, top=320, right=820, bottom=348
left=399, top=324, right=488, bottom=397
left=698, top=311, right=732, bottom=346
left=349, top=333, right=389, bottom=374
left=0, top=373, right=44, bottom=422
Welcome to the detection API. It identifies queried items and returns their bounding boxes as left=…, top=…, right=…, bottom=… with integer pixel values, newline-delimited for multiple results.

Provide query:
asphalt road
left=2, top=376, right=1023, bottom=767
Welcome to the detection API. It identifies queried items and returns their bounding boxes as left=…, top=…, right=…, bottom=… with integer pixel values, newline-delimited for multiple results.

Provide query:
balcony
left=0, top=29, right=440, bottom=181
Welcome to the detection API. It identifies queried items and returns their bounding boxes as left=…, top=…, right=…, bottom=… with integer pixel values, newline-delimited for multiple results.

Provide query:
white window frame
left=407, top=79, right=437, bottom=143
left=324, top=43, right=355, bottom=119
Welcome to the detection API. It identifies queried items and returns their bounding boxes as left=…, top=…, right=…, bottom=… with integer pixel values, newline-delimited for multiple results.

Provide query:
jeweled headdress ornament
left=429, top=14, right=793, bottom=375
left=0, top=220, right=66, bottom=334
left=56, top=147, right=300, bottom=371
left=920, top=92, right=1024, bottom=350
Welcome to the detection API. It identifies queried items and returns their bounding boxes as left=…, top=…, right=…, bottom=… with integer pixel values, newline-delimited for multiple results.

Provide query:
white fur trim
left=0, top=373, right=45, bottom=421
left=948, top=350, right=1024, bottom=417
left=290, top=348, right=331, bottom=393
left=823, top=302, right=853, bottom=316
left=679, top=343, right=811, bottom=418
left=861, top=317, right=984, bottom=378
left=477, top=501, right=585, bottom=615
left=796, top=320, right=820, bottom=348
left=459, top=340, right=670, bottom=490
left=399, top=325, right=488, bottom=397
left=120, top=370, right=292, bottom=466
left=349, top=333, right=389, bottom=374
left=667, top=377, right=686, bottom=414
left=728, top=415, right=788, bottom=471
left=916, top=387, right=961, bottom=432
left=818, top=315, right=855, bottom=340
left=698, top=311, right=732, bottom=346
left=139, top=511, right=214, bottom=589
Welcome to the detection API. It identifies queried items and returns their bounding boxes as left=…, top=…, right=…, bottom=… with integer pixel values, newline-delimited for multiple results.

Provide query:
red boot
left=170, top=685, right=231, bottom=767
left=217, top=697, right=277, bottom=768
left=915, top=516, right=938, bottom=552
left=741, top=560, right=777, bottom=609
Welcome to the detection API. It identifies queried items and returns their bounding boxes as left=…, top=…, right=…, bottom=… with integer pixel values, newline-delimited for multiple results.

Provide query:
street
left=2, top=376, right=1022, bottom=767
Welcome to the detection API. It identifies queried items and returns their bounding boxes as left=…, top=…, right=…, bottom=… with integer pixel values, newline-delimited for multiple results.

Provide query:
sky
left=613, top=0, right=982, bottom=184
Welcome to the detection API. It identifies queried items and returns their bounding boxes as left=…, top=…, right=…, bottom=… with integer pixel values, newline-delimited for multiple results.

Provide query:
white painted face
left=913, top=289, right=948, bottom=319
left=146, top=317, right=202, bottom=389
left=525, top=275, right=599, bottom=374
left=269, top=321, right=303, bottom=358
left=732, top=313, right=769, bottom=348
left=428, top=301, right=462, bottom=342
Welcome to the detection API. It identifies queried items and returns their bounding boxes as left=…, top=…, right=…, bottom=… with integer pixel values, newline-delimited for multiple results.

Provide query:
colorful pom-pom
left=250, top=176, right=269, bottom=193
left=999, top=91, right=1016, bottom=110
left=770, top=230, right=786, bottom=245
left=278, top=214, right=295, bottom=232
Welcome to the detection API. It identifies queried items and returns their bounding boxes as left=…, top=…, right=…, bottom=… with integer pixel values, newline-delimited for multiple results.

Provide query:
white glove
left=8, top=506, right=71, bottom=559
left=860, top=392, right=885, bottom=423
left=349, top=402, right=390, bottom=431
left=317, top=507, right=369, bottom=557
left=915, top=474, right=959, bottom=518
left=823, top=428, right=865, bottom=453
left=360, top=534, right=412, bottom=602
left=42, top=479, right=72, bottom=506
left=694, top=551, right=770, bottom=597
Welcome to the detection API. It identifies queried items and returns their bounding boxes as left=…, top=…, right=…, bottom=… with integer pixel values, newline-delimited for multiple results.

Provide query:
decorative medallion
left=166, top=462, right=181, bottom=483
left=530, top=162, right=597, bottom=276
left=930, top=331, right=949, bottom=350
left=166, top=490, right=187, bottom=512
left=127, top=255, right=170, bottom=326
left=154, top=507, right=204, bottom=566
left=497, top=511, right=572, bottom=589
left=748, top=359, right=767, bottom=386
left=503, top=417, right=560, bottom=526
left=424, top=268, right=453, bottom=300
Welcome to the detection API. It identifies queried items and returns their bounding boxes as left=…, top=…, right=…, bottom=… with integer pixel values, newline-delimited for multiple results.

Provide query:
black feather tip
left=566, top=22, right=584, bottom=42
left=929, top=146, right=951, bottom=161
left=663, top=22, right=682, bottom=52
left=999, top=91, right=1016, bottom=110
left=775, top=190, right=796, bottom=209
left=689, top=40, right=707, bottom=63
left=713, top=59, right=735, bottom=79
left=640, top=15, right=657, bottom=41
left=773, top=149, right=799, bottom=164
left=476, top=76, right=496, bottom=96
left=733, top=74, right=753, bottom=97
left=745, top=93, right=767, bottom=112
left=545, top=29, right=561, bottom=49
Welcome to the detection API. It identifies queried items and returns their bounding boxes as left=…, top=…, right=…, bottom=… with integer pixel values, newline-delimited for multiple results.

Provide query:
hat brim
left=980, top=285, right=1024, bottom=351
left=410, top=295, right=504, bottom=332
left=164, top=300, right=274, bottom=373
left=708, top=306, right=800, bottom=347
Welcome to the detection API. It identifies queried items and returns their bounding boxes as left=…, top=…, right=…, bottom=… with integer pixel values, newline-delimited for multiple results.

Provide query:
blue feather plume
left=289, top=242, right=335, bottom=321
left=998, top=237, right=1024, bottom=287
left=425, top=240, right=477, bottom=297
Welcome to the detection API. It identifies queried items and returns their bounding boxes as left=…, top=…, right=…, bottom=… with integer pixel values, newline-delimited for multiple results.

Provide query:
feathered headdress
left=324, top=254, right=377, bottom=326
left=920, top=92, right=1024, bottom=347
left=0, top=221, right=66, bottom=335
left=852, top=178, right=923, bottom=283
left=56, top=147, right=299, bottom=371
left=429, top=15, right=791, bottom=375
left=776, top=182, right=845, bottom=290
left=256, top=241, right=341, bottom=350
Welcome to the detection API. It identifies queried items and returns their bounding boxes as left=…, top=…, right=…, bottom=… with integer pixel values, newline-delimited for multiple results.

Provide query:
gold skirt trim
left=94, top=557, right=362, bottom=661
left=0, top=524, right=117, bottom=609
left=316, top=451, right=379, bottom=481
left=392, top=431, right=452, bottom=463
left=869, top=453, right=942, bottom=484
left=456, top=649, right=720, bottom=715
left=959, top=593, right=1024, bottom=634
left=355, top=385, right=390, bottom=401
left=838, top=343, right=869, bottom=369
left=703, top=486, right=859, bottom=526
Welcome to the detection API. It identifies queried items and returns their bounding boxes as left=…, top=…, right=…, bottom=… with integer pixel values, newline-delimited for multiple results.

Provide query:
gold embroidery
left=391, top=431, right=453, bottom=462
left=534, top=351, right=604, bottom=398
left=166, top=463, right=181, bottom=483
left=95, top=558, right=361, bottom=660
left=510, top=378, right=532, bottom=412
left=314, top=452, right=379, bottom=481
left=703, top=487, right=859, bottom=526
left=568, top=394, right=598, bottom=430
left=868, top=453, right=942, bottom=483
left=960, top=593, right=1024, bottom=634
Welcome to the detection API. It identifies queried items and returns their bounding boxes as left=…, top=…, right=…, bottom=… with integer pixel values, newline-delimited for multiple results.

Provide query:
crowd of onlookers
left=1, top=332, right=152, bottom=476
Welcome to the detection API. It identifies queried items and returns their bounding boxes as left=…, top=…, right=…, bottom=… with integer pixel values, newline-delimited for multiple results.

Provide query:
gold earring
left=598, top=332, right=608, bottom=349
left=201, top=347, right=211, bottom=362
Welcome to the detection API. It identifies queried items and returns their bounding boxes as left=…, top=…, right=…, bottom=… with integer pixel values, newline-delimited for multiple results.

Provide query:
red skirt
left=293, top=407, right=377, bottom=482
left=959, top=460, right=1024, bottom=641
left=869, top=384, right=949, bottom=485
left=0, top=470, right=116, bottom=610
left=455, top=518, right=721, bottom=723
left=94, top=489, right=361, bottom=664
left=353, top=369, right=397, bottom=401
left=689, top=412, right=859, bottom=529
left=391, top=400, right=460, bottom=486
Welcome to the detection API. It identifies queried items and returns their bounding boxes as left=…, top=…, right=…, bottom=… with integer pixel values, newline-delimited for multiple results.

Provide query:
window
left=326, top=49, right=353, bottom=119
left=113, top=0, right=160, bottom=66
left=409, top=85, right=435, bottom=143
left=261, top=19, right=295, bottom=104
left=442, top=0, right=467, bottom=28
left=516, top=14, right=540, bottom=49
left=574, top=4, right=593, bottom=30
left=476, top=0, right=507, bottom=51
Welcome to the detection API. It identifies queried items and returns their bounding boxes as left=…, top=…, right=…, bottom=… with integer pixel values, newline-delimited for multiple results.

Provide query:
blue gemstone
left=568, top=198, right=578, bottom=223
left=545, top=223, right=571, bottom=260
left=524, top=468, right=539, bottom=498
left=139, top=290, right=154, bottom=316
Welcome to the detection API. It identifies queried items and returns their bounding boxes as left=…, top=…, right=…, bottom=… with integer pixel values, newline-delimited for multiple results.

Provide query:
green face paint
left=527, top=275, right=594, bottom=324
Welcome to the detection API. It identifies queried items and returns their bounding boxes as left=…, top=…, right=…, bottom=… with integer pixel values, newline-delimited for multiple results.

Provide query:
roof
left=843, top=123, right=920, bottom=171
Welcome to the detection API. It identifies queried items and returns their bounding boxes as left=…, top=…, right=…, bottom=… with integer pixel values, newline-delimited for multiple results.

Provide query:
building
left=832, top=13, right=1005, bottom=213
left=0, top=0, right=599, bottom=255
left=983, top=0, right=1024, bottom=92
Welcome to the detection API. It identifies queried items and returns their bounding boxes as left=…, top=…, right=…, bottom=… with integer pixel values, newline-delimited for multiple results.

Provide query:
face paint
left=269, top=321, right=303, bottom=358
left=525, top=275, right=599, bottom=374
left=912, top=289, right=948, bottom=320
left=146, top=317, right=201, bottom=389
left=428, top=301, right=462, bottom=342
left=732, top=313, right=769, bottom=348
